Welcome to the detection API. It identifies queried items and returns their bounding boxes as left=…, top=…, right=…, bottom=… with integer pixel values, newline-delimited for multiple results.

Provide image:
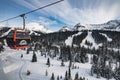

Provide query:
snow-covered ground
left=0, top=47, right=115, bottom=80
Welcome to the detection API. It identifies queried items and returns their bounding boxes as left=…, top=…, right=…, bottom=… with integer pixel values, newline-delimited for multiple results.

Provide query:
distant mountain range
left=75, top=20, right=120, bottom=31
left=59, top=20, right=120, bottom=32
left=1, top=20, right=120, bottom=49
left=1, top=19, right=120, bottom=37
left=30, top=19, right=120, bottom=50
left=0, top=22, right=52, bottom=37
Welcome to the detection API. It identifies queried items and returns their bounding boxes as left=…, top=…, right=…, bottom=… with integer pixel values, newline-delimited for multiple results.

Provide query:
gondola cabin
left=6, top=30, right=31, bottom=49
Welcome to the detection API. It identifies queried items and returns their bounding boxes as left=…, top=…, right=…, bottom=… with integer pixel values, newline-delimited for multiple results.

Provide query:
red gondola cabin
left=6, top=30, right=31, bottom=49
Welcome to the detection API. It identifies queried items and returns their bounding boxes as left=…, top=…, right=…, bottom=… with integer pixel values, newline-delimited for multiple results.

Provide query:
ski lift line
left=0, top=0, right=64, bottom=23
left=23, top=0, right=64, bottom=15
left=0, top=16, right=20, bottom=23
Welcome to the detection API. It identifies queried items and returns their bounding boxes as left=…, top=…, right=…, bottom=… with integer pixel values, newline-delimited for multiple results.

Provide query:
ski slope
left=80, top=32, right=102, bottom=49
left=100, top=33, right=112, bottom=42
left=65, top=32, right=82, bottom=47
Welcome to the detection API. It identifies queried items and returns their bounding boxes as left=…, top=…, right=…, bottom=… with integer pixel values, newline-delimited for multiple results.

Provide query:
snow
left=3, top=63, right=19, bottom=74
left=29, top=30, right=41, bottom=36
left=59, top=26, right=72, bottom=32
left=100, top=33, right=112, bottom=42
left=0, top=28, right=13, bottom=38
left=26, top=22, right=52, bottom=33
left=0, top=61, right=8, bottom=80
left=75, top=20, right=120, bottom=31
left=0, top=47, right=115, bottom=80
left=80, top=32, right=102, bottom=49
left=65, top=32, right=82, bottom=47
left=3, top=40, right=7, bottom=46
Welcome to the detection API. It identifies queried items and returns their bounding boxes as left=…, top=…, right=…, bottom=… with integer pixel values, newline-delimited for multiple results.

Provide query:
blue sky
left=0, top=0, right=120, bottom=31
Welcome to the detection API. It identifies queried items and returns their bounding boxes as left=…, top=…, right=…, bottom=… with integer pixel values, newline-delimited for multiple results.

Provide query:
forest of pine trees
left=27, top=36, right=120, bottom=80
left=1, top=28, right=120, bottom=80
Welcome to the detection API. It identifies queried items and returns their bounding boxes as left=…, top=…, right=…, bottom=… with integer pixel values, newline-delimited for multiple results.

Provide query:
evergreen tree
left=60, top=75, right=62, bottom=79
left=46, top=58, right=50, bottom=67
left=50, top=73, right=55, bottom=80
left=79, top=77, right=82, bottom=80
left=68, top=67, right=71, bottom=80
left=21, top=54, right=23, bottom=58
left=82, top=77, right=85, bottom=80
left=61, top=60, right=65, bottom=66
left=57, top=75, right=59, bottom=80
left=72, top=64, right=75, bottom=69
left=26, top=48, right=30, bottom=54
left=114, top=67, right=120, bottom=80
left=106, top=66, right=112, bottom=80
left=74, top=72, right=79, bottom=80
left=96, top=66, right=100, bottom=78
left=26, top=70, right=31, bottom=76
left=0, top=42, right=4, bottom=52
left=64, top=71, right=68, bottom=80
left=91, top=65, right=94, bottom=76
left=45, top=70, right=48, bottom=76
left=31, top=51, right=37, bottom=62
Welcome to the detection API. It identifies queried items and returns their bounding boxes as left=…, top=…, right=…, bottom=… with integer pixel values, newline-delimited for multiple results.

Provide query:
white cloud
left=43, top=0, right=120, bottom=25
left=13, top=0, right=120, bottom=27
left=26, top=22, right=52, bottom=33
left=0, top=23, right=4, bottom=26
left=31, top=16, right=62, bottom=31
left=38, top=16, right=57, bottom=26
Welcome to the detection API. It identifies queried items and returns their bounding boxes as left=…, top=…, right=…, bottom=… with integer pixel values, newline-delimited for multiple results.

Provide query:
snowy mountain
left=59, top=26, right=72, bottom=32
left=75, top=20, right=120, bottom=31
left=65, top=31, right=113, bottom=49
left=58, top=20, right=120, bottom=32
left=35, top=29, right=120, bottom=50
left=26, top=22, right=52, bottom=33
left=104, top=20, right=120, bottom=30
left=0, top=22, right=52, bottom=37
left=29, top=30, right=45, bottom=36
left=74, top=23, right=85, bottom=31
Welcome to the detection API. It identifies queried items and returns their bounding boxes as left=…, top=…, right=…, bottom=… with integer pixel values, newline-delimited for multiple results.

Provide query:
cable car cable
left=0, top=0, right=64, bottom=23
left=2, top=0, right=64, bottom=49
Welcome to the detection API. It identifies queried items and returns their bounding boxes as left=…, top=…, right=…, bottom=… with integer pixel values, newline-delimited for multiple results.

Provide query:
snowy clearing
left=0, top=47, right=115, bottom=80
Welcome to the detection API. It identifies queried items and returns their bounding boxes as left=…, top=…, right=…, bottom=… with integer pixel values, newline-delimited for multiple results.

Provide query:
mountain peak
left=59, top=26, right=72, bottom=32
left=74, top=23, right=85, bottom=30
